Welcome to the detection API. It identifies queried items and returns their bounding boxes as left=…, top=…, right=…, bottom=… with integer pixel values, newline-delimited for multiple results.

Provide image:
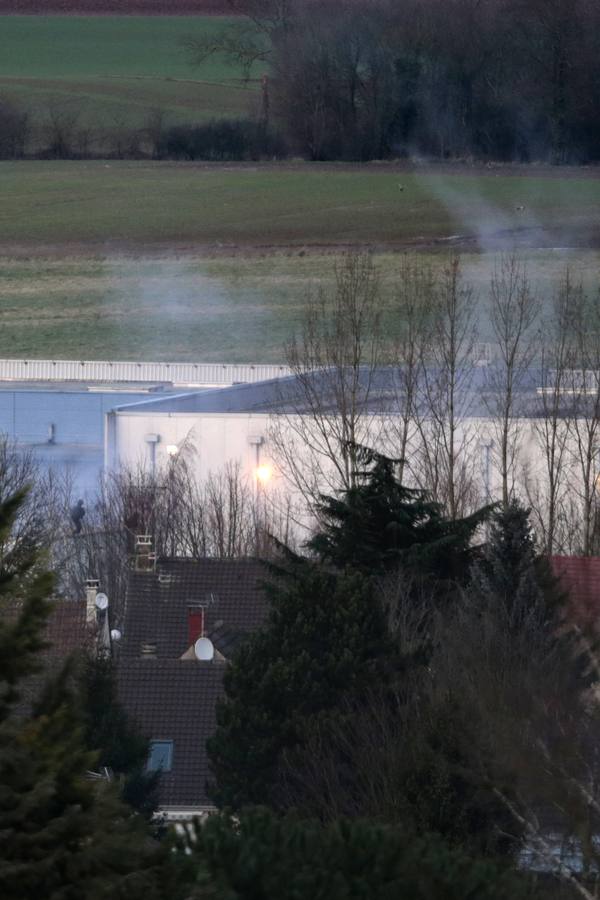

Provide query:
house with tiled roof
left=115, top=555, right=270, bottom=821
left=5, top=581, right=109, bottom=718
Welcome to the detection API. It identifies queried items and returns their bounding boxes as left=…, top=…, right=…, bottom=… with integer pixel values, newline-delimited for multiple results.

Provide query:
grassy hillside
left=0, top=15, right=258, bottom=144
left=1, top=161, right=599, bottom=248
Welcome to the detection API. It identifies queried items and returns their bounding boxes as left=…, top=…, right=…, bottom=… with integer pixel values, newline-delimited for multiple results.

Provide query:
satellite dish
left=194, top=637, right=214, bottom=661
left=110, top=629, right=122, bottom=642
left=95, top=592, right=109, bottom=611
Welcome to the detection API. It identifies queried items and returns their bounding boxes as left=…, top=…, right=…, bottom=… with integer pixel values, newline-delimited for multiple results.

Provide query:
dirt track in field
left=3, top=226, right=600, bottom=259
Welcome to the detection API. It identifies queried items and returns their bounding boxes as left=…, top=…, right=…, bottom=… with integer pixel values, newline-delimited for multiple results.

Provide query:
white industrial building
left=105, top=381, right=280, bottom=485
left=0, top=354, right=586, bottom=548
left=0, top=358, right=290, bottom=493
left=0, top=353, right=582, bottom=546
left=103, top=368, right=576, bottom=541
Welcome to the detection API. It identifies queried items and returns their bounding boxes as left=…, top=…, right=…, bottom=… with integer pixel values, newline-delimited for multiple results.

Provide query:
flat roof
left=110, top=366, right=580, bottom=419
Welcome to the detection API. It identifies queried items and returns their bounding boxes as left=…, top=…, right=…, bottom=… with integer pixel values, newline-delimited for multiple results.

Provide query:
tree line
left=0, top=98, right=286, bottom=161
left=6, top=0, right=600, bottom=162
left=191, top=0, right=600, bottom=163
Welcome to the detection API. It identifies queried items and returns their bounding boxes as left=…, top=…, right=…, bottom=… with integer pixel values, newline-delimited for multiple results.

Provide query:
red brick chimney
left=188, top=607, right=204, bottom=647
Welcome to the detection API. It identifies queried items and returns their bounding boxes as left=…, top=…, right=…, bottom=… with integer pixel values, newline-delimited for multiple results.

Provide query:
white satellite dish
left=95, top=592, right=109, bottom=611
left=194, top=637, right=214, bottom=661
left=110, top=629, right=122, bottom=642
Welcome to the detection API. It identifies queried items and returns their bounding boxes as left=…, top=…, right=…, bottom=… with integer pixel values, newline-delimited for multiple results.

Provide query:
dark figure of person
left=71, top=498, right=85, bottom=535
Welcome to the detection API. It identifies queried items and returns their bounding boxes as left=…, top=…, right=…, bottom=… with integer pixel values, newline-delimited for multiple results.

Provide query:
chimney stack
left=86, top=578, right=100, bottom=626
left=188, top=607, right=205, bottom=647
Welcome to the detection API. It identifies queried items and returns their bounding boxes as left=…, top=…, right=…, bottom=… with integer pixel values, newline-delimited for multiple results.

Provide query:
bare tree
left=143, top=108, right=166, bottom=159
left=0, top=96, right=28, bottom=159
left=0, top=437, right=72, bottom=576
left=45, top=102, right=82, bottom=159
left=60, top=450, right=294, bottom=624
left=484, top=254, right=540, bottom=507
left=440, top=554, right=600, bottom=896
left=269, top=251, right=383, bottom=509
left=183, top=0, right=295, bottom=81
left=525, top=270, right=578, bottom=554
left=564, top=286, right=600, bottom=555
left=385, top=255, right=436, bottom=485
left=415, top=255, right=480, bottom=518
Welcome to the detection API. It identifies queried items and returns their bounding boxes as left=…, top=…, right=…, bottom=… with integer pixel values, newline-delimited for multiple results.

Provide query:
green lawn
left=2, top=161, right=600, bottom=247
left=0, top=15, right=258, bottom=138
left=0, top=250, right=598, bottom=362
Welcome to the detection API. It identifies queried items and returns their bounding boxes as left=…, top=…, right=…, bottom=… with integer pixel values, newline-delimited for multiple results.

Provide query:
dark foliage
left=309, top=444, right=491, bottom=582
left=0, top=97, right=28, bottom=160
left=79, top=654, right=160, bottom=819
left=208, top=561, right=397, bottom=810
left=435, top=501, right=596, bottom=871
left=209, top=0, right=600, bottom=163
left=160, top=119, right=287, bottom=161
left=0, top=491, right=171, bottom=900
left=179, top=806, right=530, bottom=900
left=472, top=499, right=567, bottom=618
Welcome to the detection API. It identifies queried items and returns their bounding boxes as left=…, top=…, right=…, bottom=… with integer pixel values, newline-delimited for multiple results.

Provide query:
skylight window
left=147, top=740, right=173, bottom=772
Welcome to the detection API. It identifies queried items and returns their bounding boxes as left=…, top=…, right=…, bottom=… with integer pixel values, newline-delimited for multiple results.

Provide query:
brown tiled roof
left=2, top=597, right=91, bottom=712
left=117, top=659, right=225, bottom=809
left=120, top=558, right=270, bottom=661
left=2, top=597, right=89, bottom=657
left=551, top=556, right=600, bottom=626
left=116, top=557, right=271, bottom=810
left=45, top=600, right=90, bottom=657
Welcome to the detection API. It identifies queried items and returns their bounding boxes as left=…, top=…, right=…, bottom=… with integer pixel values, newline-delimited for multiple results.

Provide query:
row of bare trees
left=59, top=451, right=295, bottom=625
left=193, top=0, right=600, bottom=161
left=269, top=251, right=600, bottom=555
left=0, top=94, right=281, bottom=161
left=0, top=438, right=294, bottom=623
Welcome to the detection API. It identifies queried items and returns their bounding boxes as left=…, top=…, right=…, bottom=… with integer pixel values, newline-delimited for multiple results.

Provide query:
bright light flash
left=256, top=464, right=272, bottom=484
left=166, top=444, right=179, bottom=457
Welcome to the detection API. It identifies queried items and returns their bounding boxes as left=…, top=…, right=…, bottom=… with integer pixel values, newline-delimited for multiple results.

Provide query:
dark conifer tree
left=208, top=562, right=396, bottom=810
left=471, top=498, right=566, bottom=622
left=308, top=444, right=490, bottom=583
left=210, top=447, right=494, bottom=812
left=0, top=491, right=170, bottom=900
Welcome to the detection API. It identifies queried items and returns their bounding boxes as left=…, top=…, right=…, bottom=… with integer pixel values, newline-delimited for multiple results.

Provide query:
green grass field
left=0, top=159, right=599, bottom=361
left=0, top=16, right=258, bottom=140
left=2, top=161, right=600, bottom=247
left=1, top=250, right=598, bottom=362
